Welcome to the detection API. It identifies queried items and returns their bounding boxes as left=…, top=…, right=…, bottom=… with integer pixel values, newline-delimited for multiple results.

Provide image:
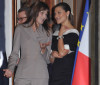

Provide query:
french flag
left=71, top=0, right=91, bottom=85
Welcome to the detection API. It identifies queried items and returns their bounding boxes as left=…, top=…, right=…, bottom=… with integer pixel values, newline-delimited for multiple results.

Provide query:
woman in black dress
left=49, top=2, right=79, bottom=85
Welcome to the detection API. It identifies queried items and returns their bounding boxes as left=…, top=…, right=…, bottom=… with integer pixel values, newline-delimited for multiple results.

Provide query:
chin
left=40, top=21, right=44, bottom=24
left=56, top=22, right=61, bottom=24
left=56, top=20, right=61, bottom=24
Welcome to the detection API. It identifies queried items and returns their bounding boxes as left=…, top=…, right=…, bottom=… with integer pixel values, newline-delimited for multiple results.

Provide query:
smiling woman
left=6, top=1, right=52, bottom=85
left=49, top=2, right=79, bottom=85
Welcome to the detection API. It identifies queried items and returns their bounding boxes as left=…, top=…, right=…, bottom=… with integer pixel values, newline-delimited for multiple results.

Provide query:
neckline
left=53, top=29, right=79, bottom=36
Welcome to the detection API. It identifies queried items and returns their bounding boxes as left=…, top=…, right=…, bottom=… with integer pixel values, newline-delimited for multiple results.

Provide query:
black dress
left=49, top=29, right=79, bottom=85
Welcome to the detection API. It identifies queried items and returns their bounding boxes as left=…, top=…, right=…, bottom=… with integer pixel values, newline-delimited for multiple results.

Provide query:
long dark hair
left=25, top=1, right=50, bottom=36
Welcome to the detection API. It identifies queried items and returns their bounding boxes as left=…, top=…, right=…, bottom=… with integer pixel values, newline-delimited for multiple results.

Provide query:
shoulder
left=15, top=24, right=24, bottom=29
left=63, top=29, right=79, bottom=36
left=14, top=24, right=27, bottom=35
left=53, top=29, right=79, bottom=36
left=15, top=24, right=29, bottom=31
left=15, top=24, right=21, bottom=31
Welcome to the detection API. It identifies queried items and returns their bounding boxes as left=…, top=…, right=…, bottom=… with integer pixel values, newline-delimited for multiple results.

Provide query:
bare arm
left=58, top=25, right=69, bottom=58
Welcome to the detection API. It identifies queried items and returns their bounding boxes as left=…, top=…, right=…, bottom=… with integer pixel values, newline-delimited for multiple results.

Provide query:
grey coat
left=8, top=24, right=52, bottom=79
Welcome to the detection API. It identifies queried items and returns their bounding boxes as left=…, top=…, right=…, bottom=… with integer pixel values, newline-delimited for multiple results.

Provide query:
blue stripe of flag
left=78, top=0, right=89, bottom=43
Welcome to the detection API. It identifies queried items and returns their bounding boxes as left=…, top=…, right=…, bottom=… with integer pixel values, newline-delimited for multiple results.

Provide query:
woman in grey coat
left=3, top=1, right=52, bottom=85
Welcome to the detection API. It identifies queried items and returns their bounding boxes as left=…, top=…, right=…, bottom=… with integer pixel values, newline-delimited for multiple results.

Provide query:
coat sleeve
left=8, top=26, right=21, bottom=73
left=42, top=32, right=52, bottom=64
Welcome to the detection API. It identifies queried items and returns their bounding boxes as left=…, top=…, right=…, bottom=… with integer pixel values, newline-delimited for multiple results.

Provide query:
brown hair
left=25, top=1, right=50, bottom=36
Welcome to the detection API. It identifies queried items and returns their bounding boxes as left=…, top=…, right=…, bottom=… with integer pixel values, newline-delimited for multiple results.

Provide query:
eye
left=58, top=11, right=61, bottom=14
left=40, top=11, right=44, bottom=15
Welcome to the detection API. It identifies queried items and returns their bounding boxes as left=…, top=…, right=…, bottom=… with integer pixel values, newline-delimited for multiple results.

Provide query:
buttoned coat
left=8, top=24, right=52, bottom=79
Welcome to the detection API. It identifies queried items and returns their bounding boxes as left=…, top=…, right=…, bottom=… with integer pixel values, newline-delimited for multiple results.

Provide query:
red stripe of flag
left=72, top=51, right=90, bottom=85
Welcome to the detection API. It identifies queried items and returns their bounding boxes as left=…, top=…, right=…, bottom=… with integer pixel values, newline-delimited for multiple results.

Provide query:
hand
left=51, top=51, right=62, bottom=58
left=40, top=43, right=46, bottom=49
left=45, top=41, right=51, bottom=46
left=59, top=49, right=69, bottom=58
left=16, top=58, right=20, bottom=65
left=40, top=41, right=51, bottom=54
left=3, top=69, right=13, bottom=78
left=40, top=41, right=51, bottom=49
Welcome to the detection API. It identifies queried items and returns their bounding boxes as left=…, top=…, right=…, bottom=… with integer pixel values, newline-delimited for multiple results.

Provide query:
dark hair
left=18, top=7, right=31, bottom=24
left=26, top=1, right=50, bottom=36
left=54, top=2, right=71, bottom=21
left=18, top=7, right=31, bottom=16
left=51, top=6, right=56, bottom=23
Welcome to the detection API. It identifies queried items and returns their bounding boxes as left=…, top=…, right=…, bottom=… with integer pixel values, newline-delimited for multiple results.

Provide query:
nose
left=18, top=21, right=20, bottom=24
left=18, top=20, right=22, bottom=24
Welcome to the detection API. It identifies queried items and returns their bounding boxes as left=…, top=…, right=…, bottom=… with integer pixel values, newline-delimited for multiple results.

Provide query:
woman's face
left=54, top=6, right=68, bottom=24
left=36, top=10, right=48, bottom=25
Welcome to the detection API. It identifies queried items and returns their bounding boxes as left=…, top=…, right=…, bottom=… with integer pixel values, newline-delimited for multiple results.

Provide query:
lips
left=55, top=18, right=60, bottom=23
left=55, top=17, right=60, bottom=21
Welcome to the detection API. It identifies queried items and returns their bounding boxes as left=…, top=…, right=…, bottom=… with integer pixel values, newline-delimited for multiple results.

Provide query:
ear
left=66, top=11, right=70, bottom=17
